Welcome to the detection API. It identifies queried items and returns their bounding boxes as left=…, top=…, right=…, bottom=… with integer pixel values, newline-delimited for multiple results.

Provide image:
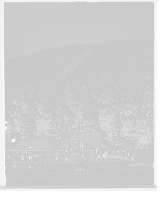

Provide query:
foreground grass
left=62, top=163, right=87, bottom=171
left=127, top=162, right=153, bottom=167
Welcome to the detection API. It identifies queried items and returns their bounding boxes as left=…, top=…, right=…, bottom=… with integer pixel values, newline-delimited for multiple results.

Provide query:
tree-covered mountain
left=5, top=40, right=154, bottom=147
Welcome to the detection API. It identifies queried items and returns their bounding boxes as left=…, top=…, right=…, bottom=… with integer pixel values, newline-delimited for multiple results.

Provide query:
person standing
left=21, top=154, right=24, bottom=160
left=131, top=155, right=135, bottom=162
left=13, top=160, right=18, bottom=170
left=127, top=149, right=130, bottom=160
left=55, top=155, right=58, bottom=161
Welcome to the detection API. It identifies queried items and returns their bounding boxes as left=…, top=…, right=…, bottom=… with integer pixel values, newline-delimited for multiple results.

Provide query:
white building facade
left=71, top=132, right=106, bottom=151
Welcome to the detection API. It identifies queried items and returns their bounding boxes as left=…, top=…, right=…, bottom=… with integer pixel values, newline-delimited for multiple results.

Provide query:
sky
left=4, top=2, right=154, bottom=58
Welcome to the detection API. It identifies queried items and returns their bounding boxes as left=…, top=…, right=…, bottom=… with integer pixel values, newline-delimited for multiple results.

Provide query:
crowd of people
left=9, top=149, right=135, bottom=170
left=52, top=149, right=135, bottom=161
left=7, top=146, right=135, bottom=166
left=53, top=149, right=96, bottom=161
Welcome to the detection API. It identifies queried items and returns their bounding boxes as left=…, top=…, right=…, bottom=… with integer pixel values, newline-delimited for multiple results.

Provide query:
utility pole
left=63, top=47, right=94, bottom=152
left=77, top=79, right=81, bottom=132
left=50, top=130, right=52, bottom=160
left=78, top=119, right=81, bottom=132
left=49, top=129, right=52, bottom=160
left=77, top=82, right=81, bottom=151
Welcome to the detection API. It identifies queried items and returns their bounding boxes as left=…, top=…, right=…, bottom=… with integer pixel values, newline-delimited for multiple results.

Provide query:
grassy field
left=6, top=148, right=154, bottom=187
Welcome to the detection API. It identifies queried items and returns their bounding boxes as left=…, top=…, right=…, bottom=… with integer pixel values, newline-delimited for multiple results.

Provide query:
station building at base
left=71, top=132, right=107, bottom=151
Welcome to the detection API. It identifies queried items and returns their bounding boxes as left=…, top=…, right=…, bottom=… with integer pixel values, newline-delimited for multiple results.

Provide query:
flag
left=79, top=118, right=84, bottom=122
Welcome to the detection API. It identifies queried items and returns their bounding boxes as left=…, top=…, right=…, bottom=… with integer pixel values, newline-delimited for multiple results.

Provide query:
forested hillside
left=5, top=40, right=154, bottom=148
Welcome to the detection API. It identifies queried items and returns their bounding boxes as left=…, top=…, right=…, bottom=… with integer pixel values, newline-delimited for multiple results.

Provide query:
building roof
left=90, top=140, right=107, bottom=148
left=16, top=140, right=30, bottom=147
left=28, top=138, right=51, bottom=147
left=60, top=142, right=69, bottom=150
left=72, top=132, right=101, bottom=142
left=17, top=139, right=51, bottom=148
left=102, top=139, right=115, bottom=148
left=100, top=148, right=128, bottom=152
left=71, top=132, right=106, bottom=149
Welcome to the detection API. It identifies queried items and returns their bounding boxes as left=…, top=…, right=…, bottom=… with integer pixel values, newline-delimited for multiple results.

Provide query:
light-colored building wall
left=71, top=132, right=105, bottom=151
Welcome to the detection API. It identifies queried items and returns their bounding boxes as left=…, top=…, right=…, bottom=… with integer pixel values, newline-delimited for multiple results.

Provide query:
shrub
left=127, top=163, right=153, bottom=167
left=13, top=160, right=18, bottom=170
left=62, top=163, right=72, bottom=171
left=39, top=164, right=46, bottom=170
left=113, top=136, right=126, bottom=146
left=28, top=164, right=34, bottom=170
left=73, top=163, right=87, bottom=171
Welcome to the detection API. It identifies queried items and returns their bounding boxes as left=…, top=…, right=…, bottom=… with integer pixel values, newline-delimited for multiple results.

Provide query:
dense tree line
left=5, top=40, right=154, bottom=148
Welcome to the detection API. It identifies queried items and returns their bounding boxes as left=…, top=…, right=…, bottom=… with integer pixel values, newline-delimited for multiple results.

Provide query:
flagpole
left=78, top=117, right=81, bottom=132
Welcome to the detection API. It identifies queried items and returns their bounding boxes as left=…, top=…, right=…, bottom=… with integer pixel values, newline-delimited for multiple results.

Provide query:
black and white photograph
left=4, top=1, right=155, bottom=189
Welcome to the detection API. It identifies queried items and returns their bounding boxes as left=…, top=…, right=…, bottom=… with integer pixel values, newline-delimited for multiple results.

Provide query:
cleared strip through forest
left=64, top=47, right=94, bottom=77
